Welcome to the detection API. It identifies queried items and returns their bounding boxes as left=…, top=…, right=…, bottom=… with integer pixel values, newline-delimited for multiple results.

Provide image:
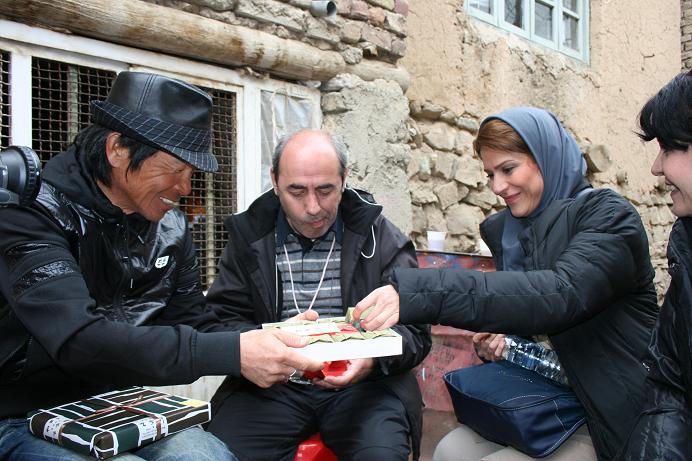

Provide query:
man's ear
left=342, top=167, right=349, bottom=192
left=104, top=132, right=129, bottom=169
left=270, top=169, right=279, bottom=195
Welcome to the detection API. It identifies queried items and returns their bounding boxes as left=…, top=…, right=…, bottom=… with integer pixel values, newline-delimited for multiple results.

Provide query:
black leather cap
left=91, top=71, right=218, bottom=172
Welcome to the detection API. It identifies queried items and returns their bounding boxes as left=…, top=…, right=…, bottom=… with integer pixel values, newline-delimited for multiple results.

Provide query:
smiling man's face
left=106, top=144, right=194, bottom=222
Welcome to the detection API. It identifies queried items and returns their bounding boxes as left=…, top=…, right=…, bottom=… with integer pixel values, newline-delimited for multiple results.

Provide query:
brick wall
left=683, top=0, right=692, bottom=68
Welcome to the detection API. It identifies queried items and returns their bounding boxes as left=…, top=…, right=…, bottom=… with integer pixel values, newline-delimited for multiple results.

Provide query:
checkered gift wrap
left=27, top=387, right=211, bottom=459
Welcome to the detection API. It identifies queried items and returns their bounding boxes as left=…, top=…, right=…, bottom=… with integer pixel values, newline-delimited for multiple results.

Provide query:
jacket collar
left=479, top=180, right=593, bottom=271
left=233, top=187, right=382, bottom=245
left=480, top=210, right=506, bottom=270
left=42, top=143, right=129, bottom=222
left=275, top=207, right=343, bottom=248
left=669, top=217, right=692, bottom=267
left=339, top=187, right=383, bottom=234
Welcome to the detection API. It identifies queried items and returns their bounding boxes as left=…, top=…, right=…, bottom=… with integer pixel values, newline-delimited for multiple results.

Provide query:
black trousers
left=207, top=380, right=410, bottom=461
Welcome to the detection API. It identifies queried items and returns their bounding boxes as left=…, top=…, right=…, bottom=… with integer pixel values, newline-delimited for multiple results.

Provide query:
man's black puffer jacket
left=394, top=188, right=658, bottom=461
left=623, top=217, right=692, bottom=460
left=0, top=144, right=239, bottom=419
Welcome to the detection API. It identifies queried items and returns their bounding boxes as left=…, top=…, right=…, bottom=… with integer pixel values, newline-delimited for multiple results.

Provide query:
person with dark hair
left=622, top=71, right=692, bottom=461
left=0, top=71, right=321, bottom=460
left=354, top=107, right=659, bottom=461
left=205, top=129, right=432, bottom=461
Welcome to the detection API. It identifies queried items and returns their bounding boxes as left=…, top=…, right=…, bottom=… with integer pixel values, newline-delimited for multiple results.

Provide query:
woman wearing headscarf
left=621, top=72, right=692, bottom=461
left=355, top=107, right=658, bottom=460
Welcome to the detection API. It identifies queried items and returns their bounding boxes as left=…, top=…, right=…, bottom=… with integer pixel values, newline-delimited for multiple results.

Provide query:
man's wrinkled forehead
left=277, top=132, right=339, bottom=172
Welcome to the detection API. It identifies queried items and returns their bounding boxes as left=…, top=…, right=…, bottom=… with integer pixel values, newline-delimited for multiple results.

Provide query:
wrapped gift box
left=262, top=309, right=402, bottom=361
left=28, top=387, right=210, bottom=459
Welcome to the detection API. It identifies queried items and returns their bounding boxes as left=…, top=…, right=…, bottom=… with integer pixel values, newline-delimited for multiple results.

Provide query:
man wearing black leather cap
left=0, top=71, right=321, bottom=460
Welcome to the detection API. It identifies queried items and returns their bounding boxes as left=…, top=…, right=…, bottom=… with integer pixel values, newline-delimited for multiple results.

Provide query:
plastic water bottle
left=502, top=335, right=569, bottom=386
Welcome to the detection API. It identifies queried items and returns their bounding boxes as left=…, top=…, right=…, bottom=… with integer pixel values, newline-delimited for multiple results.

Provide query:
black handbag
left=443, top=360, right=586, bottom=458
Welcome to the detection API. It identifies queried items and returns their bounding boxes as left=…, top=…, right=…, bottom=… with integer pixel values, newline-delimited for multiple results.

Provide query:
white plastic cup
left=427, top=231, right=446, bottom=251
left=478, top=239, right=492, bottom=257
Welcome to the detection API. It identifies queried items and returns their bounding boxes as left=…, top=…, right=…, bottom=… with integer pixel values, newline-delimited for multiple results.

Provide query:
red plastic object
left=416, top=250, right=495, bottom=271
left=322, top=360, right=349, bottom=377
left=303, top=360, right=349, bottom=380
left=294, top=434, right=338, bottom=461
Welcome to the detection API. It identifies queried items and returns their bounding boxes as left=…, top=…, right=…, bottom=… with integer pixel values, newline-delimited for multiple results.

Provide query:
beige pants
left=432, top=424, right=597, bottom=461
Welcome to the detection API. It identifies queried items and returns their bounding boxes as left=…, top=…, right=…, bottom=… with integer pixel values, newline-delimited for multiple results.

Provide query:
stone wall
left=142, top=0, right=409, bottom=65
left=321, top=74, right=413, bottom=233
left=684, top=0, right=692, bottom=69
left=406, top=101, right=488, bottom=252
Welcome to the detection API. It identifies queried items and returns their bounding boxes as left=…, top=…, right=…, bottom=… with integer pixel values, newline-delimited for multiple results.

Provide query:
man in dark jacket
left=0, top=71, right=320, bottom=460
left=206, top=129, right=432, bottom=461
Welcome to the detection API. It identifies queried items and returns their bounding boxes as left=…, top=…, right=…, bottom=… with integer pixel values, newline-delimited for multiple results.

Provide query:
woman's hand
left=472, top=332, right=507, bottom=362
left=353, top=285, right=400, bottom=330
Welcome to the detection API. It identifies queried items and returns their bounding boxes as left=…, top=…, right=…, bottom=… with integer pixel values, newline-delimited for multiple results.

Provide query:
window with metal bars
left=28, top=56, right=237, bottom=289
left=0, top=50, right=9, bottom=150
left=31, top=57, right=115, bottom=162
left=182, top=87, right=237, bottom=288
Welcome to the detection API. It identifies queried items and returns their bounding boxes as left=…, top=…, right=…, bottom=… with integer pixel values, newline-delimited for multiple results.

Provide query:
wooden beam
left=0, top=0, right=409, bottom=90
left=348, top=59, right=410, bottom=91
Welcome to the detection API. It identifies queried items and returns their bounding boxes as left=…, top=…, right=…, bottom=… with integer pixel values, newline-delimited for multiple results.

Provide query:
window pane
left=0, top=50, right=9, bottom=150
left=505, top=0, right=524, bottom=28
left=470, top=0, right=493, bottom=14
left=260, top=91, right=317, bottom=192
left=562, top=14, right=579, bottom=50
left=181, top=87, right=237, bottom=289
left=535, top=1, right=553, bottom=40
left=562, top=0, right=578, bottom=12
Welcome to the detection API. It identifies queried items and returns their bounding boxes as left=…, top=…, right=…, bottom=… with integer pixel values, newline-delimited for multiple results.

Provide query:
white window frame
left=0, top=19, right=322, bottom=211
left=467, top=0, right=589, bottom=62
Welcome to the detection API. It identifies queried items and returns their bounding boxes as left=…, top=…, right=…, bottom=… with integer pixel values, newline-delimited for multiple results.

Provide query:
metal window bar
left=0, top=50, right=10, bottom=150
left=31, top=57, right=115, bottom=164
left=181, top=87, right=237, bottom=289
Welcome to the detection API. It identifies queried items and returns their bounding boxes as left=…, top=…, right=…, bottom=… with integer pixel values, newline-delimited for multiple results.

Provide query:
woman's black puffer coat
left=394, top=188, right=658, bottom=461
left=623, top=217, right=692, bottom=460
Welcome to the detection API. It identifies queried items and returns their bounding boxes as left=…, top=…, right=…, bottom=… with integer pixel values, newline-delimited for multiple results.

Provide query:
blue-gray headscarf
left=481, top=107, right=588, bottom=271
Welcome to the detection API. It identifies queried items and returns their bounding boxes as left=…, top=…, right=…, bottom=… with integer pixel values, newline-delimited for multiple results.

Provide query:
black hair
left=76, top=124, right=159, bottom=186
left=638, top=70, right=692, bottom=151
